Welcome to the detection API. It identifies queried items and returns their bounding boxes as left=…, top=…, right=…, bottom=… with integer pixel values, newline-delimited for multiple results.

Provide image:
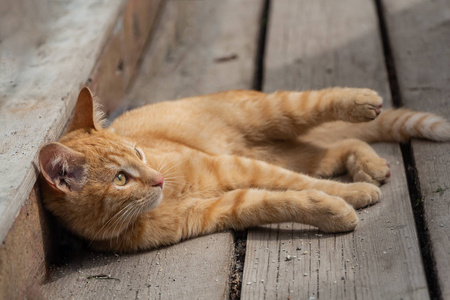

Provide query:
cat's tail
left=305, top=109, right=450, bottom=144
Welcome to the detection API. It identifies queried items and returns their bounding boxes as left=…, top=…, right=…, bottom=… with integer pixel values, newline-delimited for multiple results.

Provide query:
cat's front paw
left=305, top=191, right=358, bottom=232
left=316, top=199, right=359, bottom=233
left=339, top=182, right=381, bottom=209
left=346, top=153, right=390, bottom=186
left=336, top=88, right=383, bottom=122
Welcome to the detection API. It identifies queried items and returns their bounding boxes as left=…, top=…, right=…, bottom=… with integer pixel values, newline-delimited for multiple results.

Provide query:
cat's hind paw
left=346, top=153, right=391, bottom=186
left=339, top=182, right=382, bottom=209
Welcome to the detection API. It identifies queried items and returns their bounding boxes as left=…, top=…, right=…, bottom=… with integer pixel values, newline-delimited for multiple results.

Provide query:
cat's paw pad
left=339, top=89, right=383, bottom=122
left=347, top=154, right=390, bottom=186
left=341, top=182, right=381, bottom=209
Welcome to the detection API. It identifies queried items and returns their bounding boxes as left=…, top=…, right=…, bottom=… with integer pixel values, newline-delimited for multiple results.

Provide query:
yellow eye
left=114, top=172, right=127, bottom=186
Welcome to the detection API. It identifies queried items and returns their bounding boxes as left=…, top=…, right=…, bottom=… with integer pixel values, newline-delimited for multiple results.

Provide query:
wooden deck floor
left=42, top=0, right=450, bottom=299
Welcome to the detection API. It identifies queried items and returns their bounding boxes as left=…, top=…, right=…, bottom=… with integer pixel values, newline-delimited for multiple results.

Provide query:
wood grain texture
left=42, top=1, right=264, bottom=299
left=0, top=0, right=126, bottom=243
left=88, top=0, right=162, bottom=114
left=124, top=0, right=263, bottom=108
left=381, top=0, right=450, bottom=297
left=0, top=184, right=52, bottom=300
left=43, top=235, right=233, bottom=300
left=241, top=1, right=429, bottom=299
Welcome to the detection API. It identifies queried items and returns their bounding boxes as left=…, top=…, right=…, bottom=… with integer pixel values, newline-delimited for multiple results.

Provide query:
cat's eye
left=135, top=148, right=143, bottom=160
left=114, top=172, right=127, bottom=186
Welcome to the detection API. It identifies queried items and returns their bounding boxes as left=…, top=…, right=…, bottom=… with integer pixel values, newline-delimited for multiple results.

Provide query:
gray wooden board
left=381, top=0, right=450, bottom=297
left=241, top=1, right=429, bottom=299
left=43, top=234, right=233, bottom=300
left=125, top=0, right=263, bottom=107
left=0, top=0, right=125, bottom=243
left=42, top=0, right=264, bottom=299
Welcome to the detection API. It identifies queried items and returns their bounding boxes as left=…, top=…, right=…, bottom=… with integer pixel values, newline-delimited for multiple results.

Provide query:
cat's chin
left=143, top=192, right=163, bottom=212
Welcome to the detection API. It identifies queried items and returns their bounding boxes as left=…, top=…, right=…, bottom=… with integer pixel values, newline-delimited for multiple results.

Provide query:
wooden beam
left=88, top=0, right=162, bottom=114
left=0, top=185, right=52, bottom=300
left=381, top=0, right=450, bottom=298
left=241, top=1, right=429, bottom=299
left=0, top=0, right=126, bottom=244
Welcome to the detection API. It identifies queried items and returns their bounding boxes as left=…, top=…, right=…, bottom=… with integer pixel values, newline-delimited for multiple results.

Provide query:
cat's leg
left=122, top=188, right=358, bottom=251
left=310, top=139, right=390, bottom=186
left=183, top=189, right=358, bottom=235
left=96, top=189, right=357, bottom=252
left=231, top=87, right=383, bottom=140
left=199, top=154, right=381, bottom=209
left=250, top=137, right=390, bottom=186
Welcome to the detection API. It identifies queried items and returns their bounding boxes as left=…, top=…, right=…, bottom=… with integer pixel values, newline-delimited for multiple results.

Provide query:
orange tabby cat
left=39, top=87, right=450, bottom=252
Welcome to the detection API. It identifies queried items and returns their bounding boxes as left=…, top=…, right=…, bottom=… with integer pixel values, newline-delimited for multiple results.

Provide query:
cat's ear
left=39, top=142, right=87, bottom=194
left=66, top=87, right=105, bottom=133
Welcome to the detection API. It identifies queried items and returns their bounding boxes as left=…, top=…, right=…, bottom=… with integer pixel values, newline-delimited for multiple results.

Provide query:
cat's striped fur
left=39, top=87, right=450, bottom=252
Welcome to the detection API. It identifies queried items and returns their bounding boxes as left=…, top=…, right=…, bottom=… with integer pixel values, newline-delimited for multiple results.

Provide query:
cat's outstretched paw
left=346, top=153, right=390, bottom=186
left=336, top=88, right=383, bottom=122
left=305, top=191, right=358, bottom=232
left=316, top=199, right=359, bottom=233
left=339, top=182, right=381, bottom=209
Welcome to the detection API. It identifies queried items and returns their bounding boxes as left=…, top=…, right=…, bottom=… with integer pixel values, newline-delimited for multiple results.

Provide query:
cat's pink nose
left=152, top=175, right=164, bottom=189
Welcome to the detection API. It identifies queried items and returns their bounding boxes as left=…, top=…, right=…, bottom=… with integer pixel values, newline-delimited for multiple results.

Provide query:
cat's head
left=39, top=87, right=164, bottom=242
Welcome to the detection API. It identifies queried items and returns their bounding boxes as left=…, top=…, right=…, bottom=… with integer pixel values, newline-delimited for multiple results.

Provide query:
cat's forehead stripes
left=108, top=155, right=139, bottom=173
left=107, top=155, right=142, bottom=177
left=108, top=155, right=128, bottom=166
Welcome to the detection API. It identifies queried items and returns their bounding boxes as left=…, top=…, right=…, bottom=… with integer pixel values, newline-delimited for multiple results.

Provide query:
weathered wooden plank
left=124, top=0, right=262, bottom=107
left=88, top=0, right=162, bottom=114
left=0, top=184, right=52, bottom=300
left=42, top=1, right=264, bottom=299
left=381, top=0, right=450, bottom=297
left=0, top=0, right=126, bottom=244
left=242, top=1, right=429, bottom=299
left=43, top=235, right=233, bottom=300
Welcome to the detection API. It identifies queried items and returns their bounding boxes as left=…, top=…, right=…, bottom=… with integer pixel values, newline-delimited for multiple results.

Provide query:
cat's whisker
left=164, top=176, right=183, bottom=181
left=115, top=206, right=138, bottom=243
left=125, top=204, right=144, bottom=236
left=161, top=158, right=190, bottom=176
left=161, top=170, right=184, bottom=177
left=118, top=200, right=147, bottom=242
left=156, top=144, right=177, bottom=172
left=99, top=203, right=135, bottom=239
left=105, top=201, right=140, bottom=238
left=158, top=155, right=183, bottom=175
left=112, top=204, right=139, bottom=242
left=165, top=184, right=179, bottom=189
left=162, top=180, right=178, bottom=185
left=160, top=155, right=190, bottom=174
left=162, top=171, right=184, bottom=176
left=105, top=209, right=133, bottom=240
left=163, top=180, right=180, bottom=183
left=162, top=183, right=175, bottom=190
left=163, top=176, right=185, bottom=180
left=163, top=184, right=176, bottom=190
left=89, top=201, right=135, bottom=245
left=156, top=151, right=170, bottom=173
left=163, top=178, right=184, bottom=184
